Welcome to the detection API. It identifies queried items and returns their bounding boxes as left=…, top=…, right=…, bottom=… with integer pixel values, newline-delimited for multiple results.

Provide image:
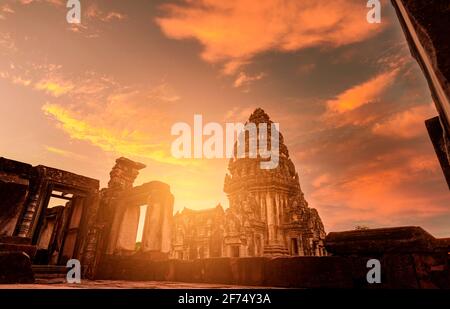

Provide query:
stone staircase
left=32, top=265, right=69, bottom=280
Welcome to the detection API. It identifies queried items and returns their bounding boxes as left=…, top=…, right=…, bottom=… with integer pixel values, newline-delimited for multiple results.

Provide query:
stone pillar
left=266, top=192, right=275, bottom=243
left=0, top=177, right=30, bottom=237
left=241, top=244, right=247, bottom=257
left=280, top=195, right=285, bottom=224
left=141, top=193, right=173, bottom=254
left=298, top=237, right=305, bottom=256
left=314, top=242, right=320, bottom=256
left=105, top=201, right=125, bottom=255
left=276, top=193, right=283, bottom=226
left=204, top=245, right=210, bottom=258
left=102, top=157, right=146, bottom=255
left=160, top=194, right=174, bottom=253
left=115, top=206, right=140, bottom=252
left=80, top=193, right=101, bottom=279
left=17, top=169, right=47, bottom=238
left=142, top=201, right=161, bottom=252
left=260, top=192, right=266, bottom=222
left=274, top=192, right=280, bottom=241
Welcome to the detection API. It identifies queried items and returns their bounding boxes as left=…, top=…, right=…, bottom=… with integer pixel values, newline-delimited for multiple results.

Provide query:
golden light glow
left=42, top=103, right=196, bottom=166
left=0, top=0, right=448, bottom=236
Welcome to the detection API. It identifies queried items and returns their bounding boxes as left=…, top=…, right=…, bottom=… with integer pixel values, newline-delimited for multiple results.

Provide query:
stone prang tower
left=223, top=108, right=326, bottom=256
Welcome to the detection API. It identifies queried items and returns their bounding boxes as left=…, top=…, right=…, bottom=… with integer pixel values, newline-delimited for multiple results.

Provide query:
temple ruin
left=1, top=126, right=449, bottom=287
left=0, top=0, right=449, bottom=290
left=1, top=102, right=449, bottom=288
left=171, top=109, right=326, bottom=260
left=0, top=156, right=174, bottom=281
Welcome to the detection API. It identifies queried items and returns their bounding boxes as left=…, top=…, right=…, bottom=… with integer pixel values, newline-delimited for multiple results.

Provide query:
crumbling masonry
left=0, top=156, right=174, bottom=282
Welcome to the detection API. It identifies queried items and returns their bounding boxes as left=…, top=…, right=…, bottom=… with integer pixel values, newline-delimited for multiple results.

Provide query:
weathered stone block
left=264, top=256, right=353, bottom=288
left=0, top=251, right=34, bottom=284
left=174, top=260, right=205, bottom=282
left=382, top=254, right=419, bottom=288
left=412, top=253, right=450, bottom=289
left=233, top=257, right=266, bottom=286
left=326, top=226, right=441, bottom=254
left=0, top=243, right=37, bottom=260
left=0, top=176, right=29, bottom=236
left=202, top=257, right=233, bottom=284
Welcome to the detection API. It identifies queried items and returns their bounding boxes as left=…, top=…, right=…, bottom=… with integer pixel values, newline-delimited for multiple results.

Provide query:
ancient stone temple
left=171, top=108, right=326, bottom=259
left=171, top=205, right=226, bottom=260
left=0, top=156, right=174, bottom=281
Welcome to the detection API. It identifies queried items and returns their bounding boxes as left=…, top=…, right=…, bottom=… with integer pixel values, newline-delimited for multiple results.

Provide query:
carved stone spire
left=223, top=108, right=326, bottom=257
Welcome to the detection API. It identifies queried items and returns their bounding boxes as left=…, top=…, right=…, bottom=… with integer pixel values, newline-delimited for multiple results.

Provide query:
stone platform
left=93, top=226, right=450, bottom=289
left=0, top=279, right=272, bottom=289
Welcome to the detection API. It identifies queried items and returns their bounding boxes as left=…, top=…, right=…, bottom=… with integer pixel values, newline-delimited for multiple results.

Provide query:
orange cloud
left=372, top=104, right=436, bottom=139
left=0, top=4, right=14, bottom=19
left=86, top=4, right=127, bottom=22
left=42, top=103, right=194, bottom=166
left=310, top=150, right=446, bottom=231
left=312, top=173, right=331, bottom=188
left=64, top=2, right=127, bottom=38
left=45, top=145, right=87, bottom=160
left=12, top=76, right=31, bottom=86
left=0, top=32, right=17, bottom=54
left=35, top=78, right=75, bottom=97
left=156, top=0, right=386, bottom=74
left=326, top=68, right=399, bottom=114
left=233, top=72, right=266, bottom=88
left=36, top=73, right=188, bottom=166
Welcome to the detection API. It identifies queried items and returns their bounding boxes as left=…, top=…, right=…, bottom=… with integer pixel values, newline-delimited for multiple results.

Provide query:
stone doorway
left=290, top=238, right=299, bottom=256
left=32, top=186, right=86, bottom=266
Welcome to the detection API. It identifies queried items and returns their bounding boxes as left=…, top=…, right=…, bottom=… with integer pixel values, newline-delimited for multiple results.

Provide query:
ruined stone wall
left=97, top=226, right=450, bottom=288
left=171, top=205, right=225, bottom=260
left=95, top=254, right=449, bottom=289
left=0, top=158, right=32, bottom=238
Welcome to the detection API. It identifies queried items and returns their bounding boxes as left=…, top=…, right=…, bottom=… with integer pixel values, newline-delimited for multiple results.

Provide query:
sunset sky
left=1, top=0, right=449, bottom=237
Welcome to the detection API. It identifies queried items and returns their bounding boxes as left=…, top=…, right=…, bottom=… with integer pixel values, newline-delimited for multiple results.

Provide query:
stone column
left=17, top=169, right=47, bottom=238
left=102, top=157, right=146, bottom=255
left=280, top=195, right=285, bottom=224
left=298, top=237, right=305, bottom=256
left=241, top=244, right=247, bottom=257
left=266, top=192, right=275, bottom=242
left=141, top=193, right=173, bottom=254
left=275, top=193, right=281, bottom=226
left=274, top=192, right=280, bottom=241
left=160, top=194, right=174, bottom=253
left=260, top=192, right=266, bottom=222
left=105, top=201, right=125, bottom=255
left=314, top=242, right=320, bottom=256
left=141, top=201, right=161, bottom=252
left=115, top=206, right=140, bottom=252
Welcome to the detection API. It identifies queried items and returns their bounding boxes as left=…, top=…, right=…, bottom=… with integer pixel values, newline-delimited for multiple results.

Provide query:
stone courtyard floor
left=0, top=279, right=273, bottom=289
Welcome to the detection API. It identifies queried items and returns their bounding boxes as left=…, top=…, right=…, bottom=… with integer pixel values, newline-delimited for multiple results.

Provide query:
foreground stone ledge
left=94, top=227, right=450, bottom=289
left=0, top=251, right=34, bottom=284
left=95, top=254, right=450, bottom=288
